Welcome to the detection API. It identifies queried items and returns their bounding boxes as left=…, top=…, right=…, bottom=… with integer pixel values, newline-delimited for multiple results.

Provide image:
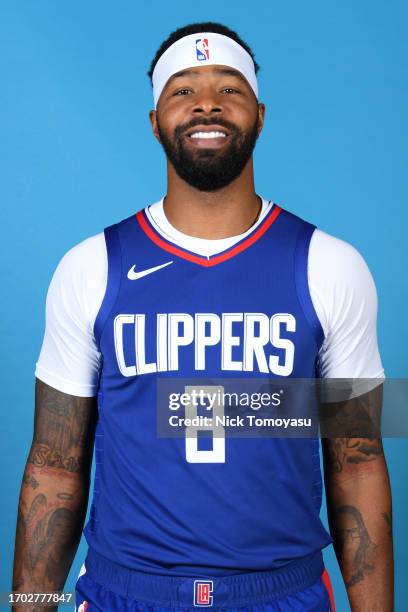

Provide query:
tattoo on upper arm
left=320, top=385, right=385, bottom=477
left=325, top=438, right=384, bottom=474
left=28, top=380, right=98, bottom=474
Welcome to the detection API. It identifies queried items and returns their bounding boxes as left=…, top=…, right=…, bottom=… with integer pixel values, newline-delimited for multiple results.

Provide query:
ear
left=256, top=103, right=266, bottom=137
left=149, top=109, right=162, bottom=143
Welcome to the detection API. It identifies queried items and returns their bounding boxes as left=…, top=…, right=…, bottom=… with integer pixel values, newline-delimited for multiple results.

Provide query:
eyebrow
left=167, top=67, right=249, bottom=86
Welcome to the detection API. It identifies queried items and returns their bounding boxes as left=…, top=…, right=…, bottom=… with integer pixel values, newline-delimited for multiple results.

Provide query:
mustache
left=174, top=117, right=240, bottom=138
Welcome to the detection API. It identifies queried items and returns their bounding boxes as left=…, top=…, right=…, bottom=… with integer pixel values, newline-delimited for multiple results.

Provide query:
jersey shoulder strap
left=94, top=223, right=122, bottom=352
left=288, top=210, right=324, bottom=352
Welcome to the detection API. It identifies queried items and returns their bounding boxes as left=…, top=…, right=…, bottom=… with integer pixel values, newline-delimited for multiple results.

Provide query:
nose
left=192, top=89, right=223, bottom=115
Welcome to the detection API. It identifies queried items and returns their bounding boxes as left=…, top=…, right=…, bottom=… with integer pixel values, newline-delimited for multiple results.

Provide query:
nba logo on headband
left=196, top=38, right=210, bottom=61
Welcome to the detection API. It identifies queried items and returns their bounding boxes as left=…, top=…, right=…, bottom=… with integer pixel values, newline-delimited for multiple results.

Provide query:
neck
left=163, top=159, right=261, bottom=239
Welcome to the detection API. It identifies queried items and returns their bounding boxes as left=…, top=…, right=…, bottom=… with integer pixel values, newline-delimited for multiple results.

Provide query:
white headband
left=152, top=32, right=258, bottom=108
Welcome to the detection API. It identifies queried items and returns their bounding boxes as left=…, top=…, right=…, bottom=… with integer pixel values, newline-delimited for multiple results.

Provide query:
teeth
left=190, top=131, right=226, bottom=139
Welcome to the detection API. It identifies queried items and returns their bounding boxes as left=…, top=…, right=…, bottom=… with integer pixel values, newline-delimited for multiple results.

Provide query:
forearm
left=12, top=452, right=90, bottom=611
left=326, top=456, right=393, bottom=611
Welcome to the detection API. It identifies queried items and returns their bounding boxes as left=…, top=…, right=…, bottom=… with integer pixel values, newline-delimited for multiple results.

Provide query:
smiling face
left=150, top=64, right=265, bottom=192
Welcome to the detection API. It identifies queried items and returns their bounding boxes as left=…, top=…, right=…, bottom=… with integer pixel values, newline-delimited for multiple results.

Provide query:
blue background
left=1, top=1, right=407, bottom=609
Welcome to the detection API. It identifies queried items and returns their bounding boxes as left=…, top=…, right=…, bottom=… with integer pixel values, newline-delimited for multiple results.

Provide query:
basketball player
left=13, top=22, right=393, bottom=612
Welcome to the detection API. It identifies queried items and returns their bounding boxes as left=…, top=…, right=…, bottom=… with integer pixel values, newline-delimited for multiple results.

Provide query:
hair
left=147, top=22, right=260, bottom=84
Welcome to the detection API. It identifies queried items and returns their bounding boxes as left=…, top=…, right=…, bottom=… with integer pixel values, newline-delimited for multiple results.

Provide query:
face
left=46, top=508, right=72, bottom=543
left=150, top=64, right=265, bottom=192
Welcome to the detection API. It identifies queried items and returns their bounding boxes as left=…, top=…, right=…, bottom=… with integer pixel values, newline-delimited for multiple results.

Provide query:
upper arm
left=29, top=378, right=98, bottom=477
left=309, top=229, right=385, bottom=400
left=309, top=231, right=387, bottom=481
left=321, top=383, right=386, bottom=486
left=35, top=232, right=107, bottom=397
left=29, top=233, right=106, bottom=476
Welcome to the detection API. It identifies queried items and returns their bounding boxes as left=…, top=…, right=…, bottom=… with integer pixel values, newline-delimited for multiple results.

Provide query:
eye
left=174, top=88, right=192, bottom=96
left=222, top=87, right=239, bottom=94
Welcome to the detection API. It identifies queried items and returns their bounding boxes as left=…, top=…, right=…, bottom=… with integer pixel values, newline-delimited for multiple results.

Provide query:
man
left=13, top=21, right=393, bottom=612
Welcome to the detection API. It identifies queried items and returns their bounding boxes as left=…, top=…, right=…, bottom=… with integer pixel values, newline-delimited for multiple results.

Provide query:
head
left=46, top=507, right=72, bottom=542
left=147, top=23, right=265, bottom=192
left=335, top=505, right=377, bottom=573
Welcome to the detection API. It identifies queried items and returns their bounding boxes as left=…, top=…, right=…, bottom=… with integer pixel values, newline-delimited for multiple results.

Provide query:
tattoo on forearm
left=23, top=472, right=39, bottom=489
left=334, top=505, right=378, bottom=588
left=57, top=492, right=74, bottom=501
left=28, top=443, right=84, bottom=474
left=26, top=494, right=47, bottom=527
left=14, top=490, right=81, bottom=595
left=381, top=512, right=392, bottom=538
left=13, top=380, right=98, bottom=597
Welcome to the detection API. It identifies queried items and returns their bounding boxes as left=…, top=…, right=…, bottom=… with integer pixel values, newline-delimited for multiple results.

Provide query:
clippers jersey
left=83, top=202, right=333, bottom=575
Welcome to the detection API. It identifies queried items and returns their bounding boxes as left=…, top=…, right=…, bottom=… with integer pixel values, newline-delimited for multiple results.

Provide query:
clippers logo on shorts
left=196, top=38, right=209, bottom=61
left=194, top=580, right=213, bottom=606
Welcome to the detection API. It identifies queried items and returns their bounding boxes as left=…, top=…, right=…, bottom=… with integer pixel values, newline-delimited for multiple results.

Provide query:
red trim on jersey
left=322, top=568, right=336, bottom=611
left=135, top=204, right=282, bottom=267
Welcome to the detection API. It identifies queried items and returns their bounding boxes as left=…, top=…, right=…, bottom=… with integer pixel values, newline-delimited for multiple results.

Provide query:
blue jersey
left=83, top=202, right=332, bottom=576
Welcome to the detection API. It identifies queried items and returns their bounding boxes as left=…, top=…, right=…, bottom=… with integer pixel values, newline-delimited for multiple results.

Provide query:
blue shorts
left=75, top=548, right=335, bottom=612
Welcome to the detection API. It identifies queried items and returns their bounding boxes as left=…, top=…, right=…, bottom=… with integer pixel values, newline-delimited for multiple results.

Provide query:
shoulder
left=308, top=228, right=379, bottom=337
left=307, top=228, right=385, bottom=387
left=54, top=231, right=106, bottom=275
left=310, top=228, right=374, bottom=279
left=36, top=232, right=107, bottom=396
left=47, top=232, right=107, bottom=326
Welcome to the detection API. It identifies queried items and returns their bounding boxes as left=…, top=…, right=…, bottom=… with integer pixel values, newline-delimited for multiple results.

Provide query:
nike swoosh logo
left=127, top=261, right=173, bottom=280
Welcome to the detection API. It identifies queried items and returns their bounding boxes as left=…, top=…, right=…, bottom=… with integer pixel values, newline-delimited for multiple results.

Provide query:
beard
left=156, top=115, right=259, bottom=192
